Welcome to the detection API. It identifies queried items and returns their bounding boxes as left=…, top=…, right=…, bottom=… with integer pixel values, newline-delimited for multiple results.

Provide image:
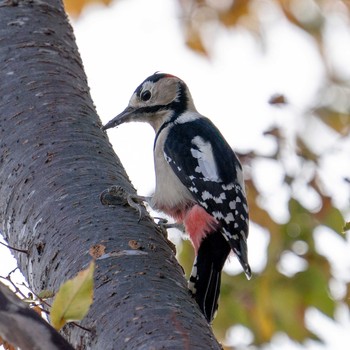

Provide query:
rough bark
left=0, top=0, right=221, bottom=349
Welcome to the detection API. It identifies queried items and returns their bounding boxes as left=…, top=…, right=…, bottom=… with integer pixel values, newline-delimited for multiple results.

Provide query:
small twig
left=7, top=266, right=19, bottom=277
left=0, top=240, right=29, bottom=254
left=70, top=322, right=92, bottom=332
left=0, top=272, right=28, bottom=300
left=19, top=282, right=52, bottom=309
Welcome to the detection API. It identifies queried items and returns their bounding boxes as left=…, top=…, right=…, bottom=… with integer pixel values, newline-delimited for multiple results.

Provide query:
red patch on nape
left=164, top=73, right=178, bottom=79
left=153, top=71, right=176, bottom=78
left=183, top=205, right=219, bottom=253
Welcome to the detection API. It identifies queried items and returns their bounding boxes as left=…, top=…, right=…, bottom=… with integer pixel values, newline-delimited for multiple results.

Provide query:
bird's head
left=102, top=73, right=195, bottom=132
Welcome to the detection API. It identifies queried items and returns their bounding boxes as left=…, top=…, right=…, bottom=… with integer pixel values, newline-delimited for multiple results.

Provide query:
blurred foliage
left=63, top=0, right=113, bottom=16
left=177, top=0, right=350, bottom=346
left=64, top=0, right=350, bottom=347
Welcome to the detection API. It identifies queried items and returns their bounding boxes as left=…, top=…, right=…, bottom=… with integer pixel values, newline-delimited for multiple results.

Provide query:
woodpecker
left=102, top=73, right=251, bottom=322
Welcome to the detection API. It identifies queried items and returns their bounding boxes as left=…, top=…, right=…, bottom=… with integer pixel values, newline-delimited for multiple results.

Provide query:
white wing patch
left=190, top=136, right=221, bottom=182
left=175, top=111, right=200, bottom=124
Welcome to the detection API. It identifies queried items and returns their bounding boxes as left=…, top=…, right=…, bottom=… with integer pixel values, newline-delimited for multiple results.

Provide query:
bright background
left=1, top=0, right=350, bottom=349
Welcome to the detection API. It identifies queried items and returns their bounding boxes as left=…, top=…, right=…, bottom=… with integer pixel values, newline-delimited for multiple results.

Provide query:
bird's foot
left=100, top=185, right=150, bottom=222
left=155, top=217, right=185, bottom=233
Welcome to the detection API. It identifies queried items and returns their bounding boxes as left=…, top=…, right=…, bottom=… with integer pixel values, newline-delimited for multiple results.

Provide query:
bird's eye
left=141, top=90, right=151, bottom=101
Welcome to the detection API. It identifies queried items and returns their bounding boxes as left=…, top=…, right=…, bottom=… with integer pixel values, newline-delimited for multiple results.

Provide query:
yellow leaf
left=316, top=107, right=350, bottom=135
left=343, top=221, right=350, bottom=233
left=51, top=261, right=95, bottom=330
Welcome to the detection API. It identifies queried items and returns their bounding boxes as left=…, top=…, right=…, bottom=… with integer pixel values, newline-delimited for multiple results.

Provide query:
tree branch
left=0, top=282, right=74, bottom=350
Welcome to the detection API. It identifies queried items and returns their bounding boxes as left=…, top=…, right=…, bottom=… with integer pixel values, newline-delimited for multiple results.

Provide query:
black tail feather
left=234, top=236, right=252, bottom=280
left=188, top=231, right=230, bottom=322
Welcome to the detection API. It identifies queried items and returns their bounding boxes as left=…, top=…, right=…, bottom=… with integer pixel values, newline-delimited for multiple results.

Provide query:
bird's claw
left=127, top=193, right=147, bottom=222
left=100, top=185, right=148, bottom=222
left=155, top=217, right=185, bottom=232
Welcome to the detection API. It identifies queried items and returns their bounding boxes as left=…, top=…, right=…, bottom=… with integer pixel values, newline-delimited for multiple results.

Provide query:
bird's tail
left=188, top=231, right=230, bottom=323
left=221, top=226, right=252, bottom=280
left=227, top=233, right=252, bottom=280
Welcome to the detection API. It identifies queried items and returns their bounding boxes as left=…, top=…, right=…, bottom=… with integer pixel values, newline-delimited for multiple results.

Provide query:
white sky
left=1, top=0, right=350, bottom=349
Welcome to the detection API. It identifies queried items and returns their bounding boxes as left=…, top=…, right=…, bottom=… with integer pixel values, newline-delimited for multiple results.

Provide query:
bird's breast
left=152, top=127, right=194, bottom=215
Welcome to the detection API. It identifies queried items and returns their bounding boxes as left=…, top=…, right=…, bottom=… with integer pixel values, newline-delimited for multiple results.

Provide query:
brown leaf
left=63, top=0, right=113, bottom=17
left=315, top=107, right=350, bottom=135
left=268, top=93, right=288, bottom=106
left=219, top=0, right=250, bottom=27
left=31, top=305, right=43, bottom=316
left=185, top=28, right=208, bottom=56
left=0, top=336, right=16, bottom=350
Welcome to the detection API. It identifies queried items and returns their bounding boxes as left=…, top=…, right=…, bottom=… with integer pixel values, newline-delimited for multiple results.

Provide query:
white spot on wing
left=199, top=201, right=208, bottom=209
left=201, top=191, right=226, bottom=203
left=201, top=190, right=212, bottom=201
left=189, top=186, right=198, bottom=193
left=222, top=228, right=238, bottom=240
left=190, top=136, right=221, bottom=182
left=217, top=192, right=226, bottom=202
left=225, top=212, right=235, bottom=223
left=243, top=203, right=249, bottom=213
left=212, top=211, right=224, bottom=220
left=222, top=183, right=234, bottom=191
left=229, top=200, right=236, bottom=209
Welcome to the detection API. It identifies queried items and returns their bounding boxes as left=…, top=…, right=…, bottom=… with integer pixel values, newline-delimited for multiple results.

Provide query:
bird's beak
left=102, top=106, right=136, bottom=131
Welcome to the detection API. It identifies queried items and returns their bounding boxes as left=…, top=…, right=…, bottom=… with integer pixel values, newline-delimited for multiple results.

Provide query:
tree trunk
left=0, top=0, right=221, bottom=348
